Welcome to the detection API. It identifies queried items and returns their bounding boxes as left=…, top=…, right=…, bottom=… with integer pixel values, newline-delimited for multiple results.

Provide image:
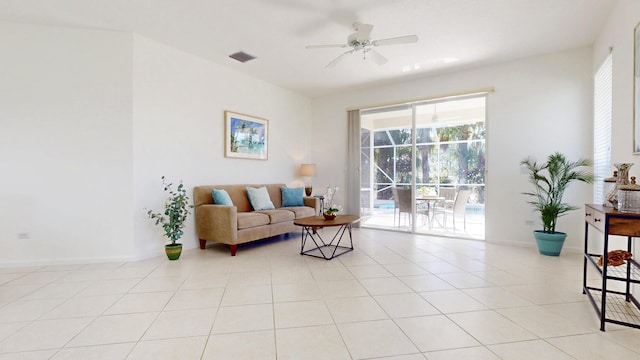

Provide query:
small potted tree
left=147, top=176, right=193, bottom=260
left=521, top=152, right=594, bottom=256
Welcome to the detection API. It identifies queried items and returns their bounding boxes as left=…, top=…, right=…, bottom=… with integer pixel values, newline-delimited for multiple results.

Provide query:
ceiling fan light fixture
left=306, top=22, right=418, bottom=68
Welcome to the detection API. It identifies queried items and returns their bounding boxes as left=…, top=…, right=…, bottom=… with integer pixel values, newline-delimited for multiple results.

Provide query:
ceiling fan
left=306, top=22, right=419, bottom=68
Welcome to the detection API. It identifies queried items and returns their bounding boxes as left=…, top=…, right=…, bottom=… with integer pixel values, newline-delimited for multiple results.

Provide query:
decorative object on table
left=323, top=184, right=341, bottom=220
left=606, top=163, right=633, bottom=209
left=224, top=110, right=268, bottom=160
left=323, top=213, right=337, bottom=220
left=300, top=163, right=317, bottom=196
left=597, top=250, right=633, bottom=267
left=602, top=170, right=617, bottom=207
left=618, top=176, right=640, bottom=212
left=146, top=176, right=193, bottom=260
left=521, top=152, right=594, bottom=256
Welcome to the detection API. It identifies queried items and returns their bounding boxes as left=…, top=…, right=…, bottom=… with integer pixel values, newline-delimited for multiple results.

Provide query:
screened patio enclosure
left=359, top=96, right=486, bottom=239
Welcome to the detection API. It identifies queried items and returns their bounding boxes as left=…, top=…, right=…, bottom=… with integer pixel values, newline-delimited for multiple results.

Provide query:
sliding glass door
left=360, top=96, right=486, bottom=240
left=361, top=106, right=413, bottom=230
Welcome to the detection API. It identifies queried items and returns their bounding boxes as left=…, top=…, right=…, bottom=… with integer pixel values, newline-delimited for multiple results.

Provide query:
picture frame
left=634, top=21, right=640, bottom=154
left=224, top=111, right=269, bottom=160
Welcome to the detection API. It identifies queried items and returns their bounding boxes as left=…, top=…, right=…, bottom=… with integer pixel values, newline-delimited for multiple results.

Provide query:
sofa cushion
left=237, top=212, right=270, bottom=229
left=256, top=209, right=295, bottom=223
left=281, top=187, right=304, bottom=207
left=282, top=206, right=316, bottom=219
left=246, top=186, right=275, bottom=211
left=212, top=189, right=233, bottom=206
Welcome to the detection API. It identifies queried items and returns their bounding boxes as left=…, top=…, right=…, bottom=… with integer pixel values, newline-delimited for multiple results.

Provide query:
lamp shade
left=300, top=163, right=316, bottom=177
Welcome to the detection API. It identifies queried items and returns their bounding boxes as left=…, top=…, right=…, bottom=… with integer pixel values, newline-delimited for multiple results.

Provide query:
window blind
left=593, top=53, right=613, bottom=204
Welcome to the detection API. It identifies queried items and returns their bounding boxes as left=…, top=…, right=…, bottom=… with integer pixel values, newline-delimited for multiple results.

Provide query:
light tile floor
left=0, top=228, right=639, bottom=359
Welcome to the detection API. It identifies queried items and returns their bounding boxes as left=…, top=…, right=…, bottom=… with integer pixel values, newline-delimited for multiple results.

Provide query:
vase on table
left=606, top=163, right=633, bottom=209
left=323, top=213, right=336, bottom=220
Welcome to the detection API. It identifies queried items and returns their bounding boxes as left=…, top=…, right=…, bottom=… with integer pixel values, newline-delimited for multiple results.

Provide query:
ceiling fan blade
left=372, top=35, right=419, bottom=46
left=306, top=44, right=348, bottom=49
left=368, top=49, right=388, bottom=65
left=326, top=49, right=356, bottom=68
left=355, top=22, right=373, bottom=41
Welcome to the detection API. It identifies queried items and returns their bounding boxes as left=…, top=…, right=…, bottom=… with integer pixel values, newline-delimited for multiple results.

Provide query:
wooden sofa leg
left=199, top=239, right=206, bottom=249
left=229, top=245, right=237, bottom=256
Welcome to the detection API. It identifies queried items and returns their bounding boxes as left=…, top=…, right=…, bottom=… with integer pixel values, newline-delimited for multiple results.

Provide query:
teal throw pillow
left=246, top=186, right=275, bottom=211
left=281, top=187, right=304, bottom=207
left=212, top=189, right=233, bottom=206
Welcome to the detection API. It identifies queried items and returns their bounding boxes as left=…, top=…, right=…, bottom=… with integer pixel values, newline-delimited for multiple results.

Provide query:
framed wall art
left=635, top=21, right=640, bottom=154
left=224, top=111, right=269, bottom=160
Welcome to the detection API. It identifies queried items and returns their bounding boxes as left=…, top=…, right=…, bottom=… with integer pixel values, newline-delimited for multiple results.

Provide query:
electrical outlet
left=525, top=220, right=535, bottom=226
left=17, top=232, right=29, bottom=239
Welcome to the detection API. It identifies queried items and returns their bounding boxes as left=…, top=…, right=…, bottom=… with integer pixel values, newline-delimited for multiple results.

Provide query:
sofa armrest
left=303, top=196, right=320, bottom=215
left=195, top=204, right=238, bottom=244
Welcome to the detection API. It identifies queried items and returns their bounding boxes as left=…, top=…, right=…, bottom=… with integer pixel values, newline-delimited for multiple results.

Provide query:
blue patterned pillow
left=212, top=189, right=233, bottom=206
left=281, top=187, right=304, bottom=207
left=246, top=186, right=275, bottom=211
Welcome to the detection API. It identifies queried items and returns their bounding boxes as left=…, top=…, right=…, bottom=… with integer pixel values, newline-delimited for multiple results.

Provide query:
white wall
left=0, top=22, right=313, bottom=266
left=594, top=0, right=640, bottom=166
left=312, top=47, right=594, bottom=251
left=0, top=22, right=135, bottom=265
left=132, top=35, right=313, bottom=258
left=4, top=5, right=627, bottom=264
left=592, top=0, right=640, bottom=253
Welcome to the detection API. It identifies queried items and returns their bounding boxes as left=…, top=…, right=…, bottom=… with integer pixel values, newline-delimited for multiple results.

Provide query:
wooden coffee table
left=294, top=215, right=359, bottom=260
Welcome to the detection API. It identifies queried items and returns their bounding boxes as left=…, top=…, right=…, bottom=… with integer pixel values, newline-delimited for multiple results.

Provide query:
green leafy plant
left=147, top=176, right=193, bottom=245
left=521, top=152, right=594, bottom=233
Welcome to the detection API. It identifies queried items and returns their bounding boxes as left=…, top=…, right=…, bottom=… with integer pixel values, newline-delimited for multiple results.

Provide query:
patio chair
left=433, top=189, right=471, bottom=231
left=438, top=187, right=456, bottom=210
left=392, top=187, right=412, bottom=226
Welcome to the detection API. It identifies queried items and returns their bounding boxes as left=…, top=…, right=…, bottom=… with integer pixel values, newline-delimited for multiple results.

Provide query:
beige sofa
left=193, top=184, right=320, bottom=255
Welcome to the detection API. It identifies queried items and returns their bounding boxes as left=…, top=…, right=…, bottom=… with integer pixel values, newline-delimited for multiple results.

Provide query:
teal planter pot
left=533, top=230, right=567, bottom=256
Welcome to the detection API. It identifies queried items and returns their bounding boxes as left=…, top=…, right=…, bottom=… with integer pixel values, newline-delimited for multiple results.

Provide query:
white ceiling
left=0, top=0, right=616, bottom=98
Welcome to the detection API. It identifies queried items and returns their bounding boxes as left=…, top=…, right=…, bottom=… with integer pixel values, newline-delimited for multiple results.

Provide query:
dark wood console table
left=583, top=204, right=640, bottom=331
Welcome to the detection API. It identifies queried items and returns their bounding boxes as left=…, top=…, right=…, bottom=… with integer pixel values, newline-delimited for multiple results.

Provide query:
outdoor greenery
left=368, top=122, right=486, bottom=202
left=147, top=176, right=193, bottom=245
left=521, top=152, right=594, bottom=233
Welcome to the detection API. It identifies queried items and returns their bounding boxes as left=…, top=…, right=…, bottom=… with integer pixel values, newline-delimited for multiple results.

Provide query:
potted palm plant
left=147, top=176, right=193, bottom=260
left=521, top=152, right=594, bottom=256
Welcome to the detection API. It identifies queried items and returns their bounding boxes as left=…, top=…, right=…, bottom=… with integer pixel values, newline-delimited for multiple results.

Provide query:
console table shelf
left=585, top=254, right=640, bottom=282
left=583, top=204, right=640, bottom=331
left=585, top=290, right=640, bottom=329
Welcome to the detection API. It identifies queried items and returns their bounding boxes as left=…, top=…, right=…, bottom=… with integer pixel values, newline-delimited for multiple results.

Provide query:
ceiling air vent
left=229, top=51, right=256, bottom=63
